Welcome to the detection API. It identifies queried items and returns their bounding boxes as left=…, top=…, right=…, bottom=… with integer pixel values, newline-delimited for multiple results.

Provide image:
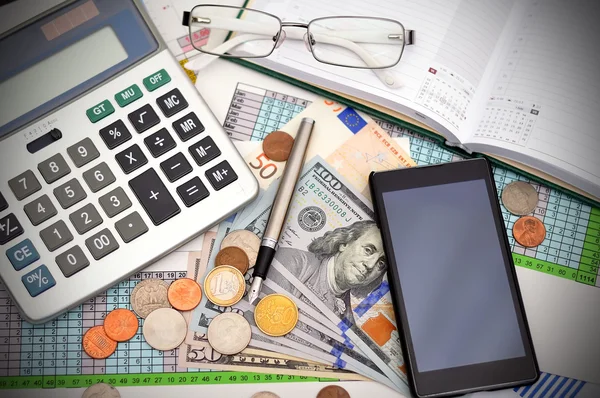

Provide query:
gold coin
left=254, top=294, right=299, bottom=337
left=203, top=265, right=245, bottom=307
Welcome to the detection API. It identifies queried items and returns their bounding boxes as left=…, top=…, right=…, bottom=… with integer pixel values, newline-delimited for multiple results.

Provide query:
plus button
left=149, top=191, right=160, bottom=200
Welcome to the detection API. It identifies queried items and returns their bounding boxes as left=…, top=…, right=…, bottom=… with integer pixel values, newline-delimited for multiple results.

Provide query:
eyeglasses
left=181, top=5, right=415, bottom=87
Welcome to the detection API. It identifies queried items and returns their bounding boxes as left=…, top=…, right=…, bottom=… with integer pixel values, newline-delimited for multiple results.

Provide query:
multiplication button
left=116, top=144, right=148, bottom=174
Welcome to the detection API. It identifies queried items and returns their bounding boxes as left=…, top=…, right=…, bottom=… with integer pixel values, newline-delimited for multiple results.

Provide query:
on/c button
left=6, top=239, right=40, bottom=270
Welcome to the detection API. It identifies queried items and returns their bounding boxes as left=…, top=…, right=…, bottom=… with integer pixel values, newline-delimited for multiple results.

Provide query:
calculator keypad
left=177, top=177, right=209, bottom=207
left=128, top=104, right=159, bottom=133
left=85, top=228, right=119, bottom=260
left=98, top=187, right=132, bottom=218
left=116, top=144, right=148, bottom=174
left=39, top=220, right=73, bottom=252
left=21, top=265, right=56, bottom=297
left=53, top=179, right=87, bottom=209
left=145, top=128, right=176, bottom=158
left=23, top=195, right=57, bottom=226
left=160, top=152, right=192, bottom=182
left=55, top=245, right=89, bottom=277
left=83, top=162, right=116, bottom=193
left=8, top=170, right=41, bottom=200
left=0, top=191, right=7, bottom=211
left=129, top=168, right=180, bottom=225
left=69, top=203, right=103, bottom=235
left=99, top=120, right=132, bottom=150
left=189, top=136, right=221, bottom=166
left=0, top=213, right=24, bottom=245
left=205, top=161, right=238, bottom=191
left=173, top=112, right=204, bottom=142
left=157, top=88, right=188, bottom=117
left=38, top=153, right=71, bottom=184
left=115, top=212, right=148, bottom=243
left=67, top=138, right=100, bottom=168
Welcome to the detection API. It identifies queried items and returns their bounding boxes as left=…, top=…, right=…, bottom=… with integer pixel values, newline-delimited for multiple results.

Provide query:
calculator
left=0, top=0, right=258, bottom=324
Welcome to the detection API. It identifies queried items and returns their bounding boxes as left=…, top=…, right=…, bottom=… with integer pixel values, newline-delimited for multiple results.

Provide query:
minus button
left=160, top=152, right=192, bottom=182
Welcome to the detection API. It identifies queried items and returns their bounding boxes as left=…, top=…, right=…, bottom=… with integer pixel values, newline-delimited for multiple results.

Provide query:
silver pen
left=247, top=118, right=315, bottom=305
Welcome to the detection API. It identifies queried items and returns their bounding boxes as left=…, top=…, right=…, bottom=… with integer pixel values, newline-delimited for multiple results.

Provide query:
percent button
left=99, top=119, right=132, bottom=150
left=21, top=264, right=56, bottom=297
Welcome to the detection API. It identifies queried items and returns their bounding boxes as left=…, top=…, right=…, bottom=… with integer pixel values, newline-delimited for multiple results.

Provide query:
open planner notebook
left=224, top=0, right=600, bottom=205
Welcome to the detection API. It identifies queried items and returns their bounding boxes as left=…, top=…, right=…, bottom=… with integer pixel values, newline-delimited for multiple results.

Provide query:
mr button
left=6, top=239, right=40, bottom=270
left=173, top=112, right=204, bottom=141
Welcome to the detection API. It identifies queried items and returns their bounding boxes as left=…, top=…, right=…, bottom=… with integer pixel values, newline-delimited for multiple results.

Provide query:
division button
left=99, top=120, right=132, bottom=150
left=38, top=153, right=71, bottom=184
left=39, top=220, right=73, bottom=252
left=53, top=178, right=87, bottom=209
left=8, top=170, right=42, bottom=201
left=6, top=239, right=39, bottom=271
left=98, top=187, right=132, bottom=218
left=128, top=104, right=160, bottom=133
left=69, top=203, right=103, bottom=235
left=156, top=88, right=188, bottom=118
left=22, top=265, right=56, bottom=297
left=0, top=213, right=24, bottom=245
left=144, top=128, right=176, bottom=158
left=56, top=245, right=89, bottom=277
left=0, top=191, right=7, bottom=212
left=23, top=194, right=57, bottom=226
left=83, top=162, right=116, bottom=193
left=129, top=168, right=180, bottom=225
left=115, top=144, right=148, bottom=174
left=85, top=228, right=119, bottom=260
left=67, top=138, right=100, bottom=168
left=177, top=177, right=209, bottom=207
left=160, top=152, right=192, bottom=182
left=115, top=212, right=148, bottom=243
left=205, top=161, right=238, bottom=191
left=172, top=112, right=204, bottom=141
left=189, top=136, right=220, bottom=166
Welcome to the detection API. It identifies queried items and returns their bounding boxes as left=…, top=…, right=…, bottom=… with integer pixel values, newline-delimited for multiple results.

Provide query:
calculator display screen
left=0, top=0, right=158, bottom=139
left=0, top=26, right=127, bottom=131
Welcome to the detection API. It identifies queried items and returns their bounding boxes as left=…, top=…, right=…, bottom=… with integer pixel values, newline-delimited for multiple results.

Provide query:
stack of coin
left=501, top=181, right=547, bottom=248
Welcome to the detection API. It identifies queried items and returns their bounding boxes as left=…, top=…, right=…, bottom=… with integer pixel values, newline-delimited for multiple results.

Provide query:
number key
left=69, top=203, right=103, bottom=235
left=56, top=246, right=89, bottom=277
left=67, top=138, right=100, bottom=168
left=98, top=187, right=131, bottom=218
left=83, top=162, right=116, bottom=193
left=85, top=228, right=119, bottom=260
left=23, top=194, right=57, bottom=226
left=40, top=220, right=73, bottom=252
left=53, top=179, right=87, bottom=209
left=8, top=170, right=41, bottom=200
left=38, top=153, right=71, bottom=184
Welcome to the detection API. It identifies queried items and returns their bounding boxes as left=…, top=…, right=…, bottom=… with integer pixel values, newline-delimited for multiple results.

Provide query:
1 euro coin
left=204, top=265, right=245, bottom=307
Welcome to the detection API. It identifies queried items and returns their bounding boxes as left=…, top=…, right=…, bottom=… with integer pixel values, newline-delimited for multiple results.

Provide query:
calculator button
left=6, top=239, right=39, bottom=270
left=99, top=120, right=132, bottom=150
left=86, top=99, right=114, bottom=123
left=144, top=128, right=176, bottom=158
left=40, top=220, right=73, bottom=252
left=115, top=144, right=148, bottom=174
left=115, top=84, right=143, bottom=108
left=53, top=179, right=87, bottom=209
left=129, top=168, right=180, bottom=225
left=38, top=153, right=71, bottom=184
left=56, top=246, right=90, bottom=277
left=98, top=187, right=132, bottom=218
left=206, top=161, right=238, bottom=191
left=0, top=213, right=24, bottom=245
left=177, top=177, right=209, bottom=207
left=24, top=194, right=57, bottom=226
left=22, top=265, right=56, bottom=297
left=173, top=112, right=205, bottom=142
left=128, top=104, right=160, bottom=133
left=189, top=137, right=221, bottom=166
left=69, top=203, right=103, bottom=235
left=83, top=162, right=116, bottom=193
left=156, top=88, right=188, bottom=118
left=115, top=212, right=149, bottom=243
left=0, top=191, right=7, bottom=212
left=85, top=228, right=119, bottom=260
left=143, top=68, right=171, bottom=91
left=9, top=170, right=42, bottom=200
left=67, top=138, right=100, bottom=168
left=160, top=152, right=192, bottom=182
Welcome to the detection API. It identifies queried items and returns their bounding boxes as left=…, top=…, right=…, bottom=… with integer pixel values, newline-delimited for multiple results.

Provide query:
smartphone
left=369, top=158, right=539, bottom=398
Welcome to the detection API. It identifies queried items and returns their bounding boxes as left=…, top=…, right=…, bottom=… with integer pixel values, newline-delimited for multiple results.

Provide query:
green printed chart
left=1, top=89, right=599, bottom=391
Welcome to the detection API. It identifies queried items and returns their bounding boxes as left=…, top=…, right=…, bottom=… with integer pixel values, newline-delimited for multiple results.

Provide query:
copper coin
left=513, top=216, right=546, bottom=247
left=83, top=326, right=117, bottom=359
left=103, top=309, right=139, bottom=342
left=167, top=278, right=203, bottom=311
left=215, top=246, right=250, bottom=274
left=317, top=385, right=351, bottom=398
left=263, top=131, right=295, bottom=161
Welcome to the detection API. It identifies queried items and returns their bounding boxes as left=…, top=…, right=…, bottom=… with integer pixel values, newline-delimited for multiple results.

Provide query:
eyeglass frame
left=182, top=4, right=415, bottom=70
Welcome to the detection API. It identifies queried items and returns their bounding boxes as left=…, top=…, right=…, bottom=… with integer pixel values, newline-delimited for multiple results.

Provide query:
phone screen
left=382, top=179, right=526, bottom=372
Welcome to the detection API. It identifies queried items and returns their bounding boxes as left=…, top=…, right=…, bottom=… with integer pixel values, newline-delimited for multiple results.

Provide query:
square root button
left=22, top=265, right=56, bottom=297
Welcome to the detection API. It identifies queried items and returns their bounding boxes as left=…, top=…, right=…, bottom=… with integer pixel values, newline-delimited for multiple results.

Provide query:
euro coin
left=317, top=385, right=351, bottom=398
left=167, top=278, right=202, bottom=311
left=142, top=308, right=186, bottom=351
left=103, top=308, right=138, bottom=342
left=82, top=383, right=121, bottom=398
left=215, top=246, right=249, bottom=274
left=207, top=312, right=251, bottom=355
left=254, top=294, right=299, bottom=337
left=130, top=278, right=170, bottom=318
left=221, top=229, right=260, bottom=267
left=513, top=216, right=546, bottom=247
left=204, top=266, right=245, bottom=307
left=263, top=130, right=294, bottom=161
left=502, top=181, right=538, bottom=215
left=83, top=326, right=117, bottom=359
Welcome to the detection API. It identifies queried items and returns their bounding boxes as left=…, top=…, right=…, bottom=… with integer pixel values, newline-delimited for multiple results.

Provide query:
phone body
left=369, top=158, right=539, bottom=398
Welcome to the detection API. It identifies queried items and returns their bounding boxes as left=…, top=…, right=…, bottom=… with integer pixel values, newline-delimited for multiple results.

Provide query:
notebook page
left=249, top=0, right=516, bottom=141
left=467, top=0, right=600, bottom=193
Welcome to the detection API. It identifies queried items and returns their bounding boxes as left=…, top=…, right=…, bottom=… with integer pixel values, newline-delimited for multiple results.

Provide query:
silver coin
left=142, top=308, right=187, bottom=351
left=221, top=229, right=261, bottom=268
left=502, top=181, right=539, bottom=215
left=82, top=383, right=121, bottom=398
left=130, top=279, right=171, bottom=318
left=207, top=312, right=251, bottom=355
left=251, top=392, right=281, bottom=398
